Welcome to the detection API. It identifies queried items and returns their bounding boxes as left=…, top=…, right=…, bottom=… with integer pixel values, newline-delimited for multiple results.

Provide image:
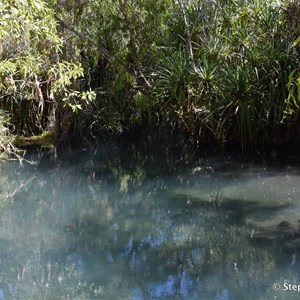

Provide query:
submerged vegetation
left=0, top=0, right=300, bottom=156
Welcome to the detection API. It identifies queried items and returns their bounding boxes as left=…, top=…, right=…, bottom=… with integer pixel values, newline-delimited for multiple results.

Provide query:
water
left=1, top=141, right=300, bottom=299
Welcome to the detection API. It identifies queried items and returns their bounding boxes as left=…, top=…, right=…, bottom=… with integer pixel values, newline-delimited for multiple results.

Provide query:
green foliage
left=48, top=0, right=173, bottom=133
left=0, top=0, right=94, bottom=138
left=144, top=0, right=299, bottom=145
left=49, top=62, right=96, bottom=113
left=0, top=110, right=22, bottom=160
left=284, top=34, right=300, bottom=119
left=0, top=0, right=299, bottom=147
left=284, top=68, right=300, bottom=115
left=152, top=51, right=190, bottom=112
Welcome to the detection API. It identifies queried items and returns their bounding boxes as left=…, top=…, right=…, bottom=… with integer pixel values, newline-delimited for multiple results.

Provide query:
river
left=0, top=140, right=300, bottom=299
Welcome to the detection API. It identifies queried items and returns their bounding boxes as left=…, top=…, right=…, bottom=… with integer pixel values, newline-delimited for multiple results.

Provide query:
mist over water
left=1, top=142, right=300, bottom=299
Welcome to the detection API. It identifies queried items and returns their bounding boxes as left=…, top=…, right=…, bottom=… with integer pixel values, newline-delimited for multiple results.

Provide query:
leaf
left=287, top=69, right=297, bottom=91
left=32, top=0, right=42, bottom=11
left=293, top=36, right=300, bottom=47
left=297, top=77, right=300, bottom=103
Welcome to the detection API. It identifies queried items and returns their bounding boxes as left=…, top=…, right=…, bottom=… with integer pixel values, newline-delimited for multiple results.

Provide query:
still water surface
left=1, top=141, right=300, bottom=299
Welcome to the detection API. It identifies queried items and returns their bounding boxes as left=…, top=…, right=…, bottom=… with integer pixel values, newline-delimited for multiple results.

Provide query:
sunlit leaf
left=293, top=36, right=300, bottom=47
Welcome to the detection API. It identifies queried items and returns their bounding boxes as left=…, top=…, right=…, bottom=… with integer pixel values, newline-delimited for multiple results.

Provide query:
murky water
left=1, top=141, right=300, bottom=299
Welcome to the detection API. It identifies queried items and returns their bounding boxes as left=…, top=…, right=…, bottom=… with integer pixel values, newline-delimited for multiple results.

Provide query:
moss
left=14, top=130, right=56, bottom=148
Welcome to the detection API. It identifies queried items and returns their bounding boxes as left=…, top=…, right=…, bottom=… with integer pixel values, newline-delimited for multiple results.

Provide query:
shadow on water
left=1, top=138, right=300, bottom=299
left=164, top=192, right=292, bottom=225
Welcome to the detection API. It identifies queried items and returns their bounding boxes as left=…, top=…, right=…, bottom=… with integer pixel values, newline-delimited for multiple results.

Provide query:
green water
left=1, top=142, right=300, bottom=300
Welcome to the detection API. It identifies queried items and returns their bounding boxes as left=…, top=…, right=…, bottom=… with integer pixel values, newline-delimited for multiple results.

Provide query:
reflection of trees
left=0, top=143, right=300, bottom=299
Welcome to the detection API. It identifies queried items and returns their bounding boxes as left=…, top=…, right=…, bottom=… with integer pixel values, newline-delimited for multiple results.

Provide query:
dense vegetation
left=0, top=0, right=300, bottom=156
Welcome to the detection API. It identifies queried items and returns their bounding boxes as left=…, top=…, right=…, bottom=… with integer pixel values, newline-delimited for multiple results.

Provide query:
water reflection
left=0, top=142, right=300, bottom=299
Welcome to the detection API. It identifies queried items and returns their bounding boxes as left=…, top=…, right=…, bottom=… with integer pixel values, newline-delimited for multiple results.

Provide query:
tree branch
left=54, top=15, right=113, bottom=62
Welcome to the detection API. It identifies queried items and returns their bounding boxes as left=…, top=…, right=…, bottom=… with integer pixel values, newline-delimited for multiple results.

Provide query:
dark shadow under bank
left=14, top=109, right=300, bottom=168
left=56, top=125, right=300, bottom=167
left=21, top=129, right=300, bottom=174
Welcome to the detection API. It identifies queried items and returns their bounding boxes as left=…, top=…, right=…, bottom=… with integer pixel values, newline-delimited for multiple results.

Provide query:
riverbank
left=1, top=0, right=299, bottom=153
